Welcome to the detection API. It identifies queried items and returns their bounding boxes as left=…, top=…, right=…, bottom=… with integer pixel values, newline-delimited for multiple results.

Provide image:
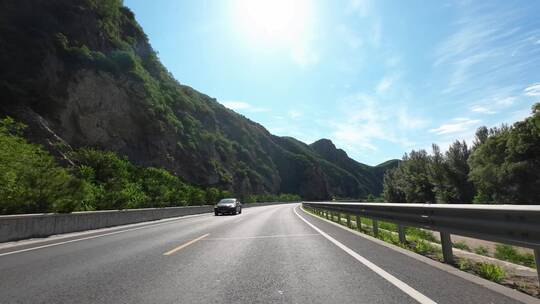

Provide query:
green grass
left=377, top=230, right=401, bottom=246
left=412, top=239, right=438, bottom=255
left=406, top=228, right=439, bottom=243
left=457, top=258, right=473, bottom=271
left=378, top=221, right=397, bottom=232
left=474, top=246, right=490, bottom=256
left=457, top=259, right=506, bottom=283
left=453, top=241, right=471, bottom=252
left=474, top=263, right=506, bottom=283
left=494, top=244, right=536, bottom=268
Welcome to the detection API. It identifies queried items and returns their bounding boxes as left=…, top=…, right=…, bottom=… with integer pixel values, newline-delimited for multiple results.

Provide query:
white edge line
left=298, top=206, right=540, bottom=304
left=293, top=205, right=437, bottom=304
left=0, top=213, right=211, bottom=257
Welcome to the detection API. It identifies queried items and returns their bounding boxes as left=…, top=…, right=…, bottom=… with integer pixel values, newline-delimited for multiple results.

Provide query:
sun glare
left=233, top=0, right=313, bottom=46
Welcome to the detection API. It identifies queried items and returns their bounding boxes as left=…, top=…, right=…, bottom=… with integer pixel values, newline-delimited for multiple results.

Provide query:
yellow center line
left=163, top=233, right=210, bottom=256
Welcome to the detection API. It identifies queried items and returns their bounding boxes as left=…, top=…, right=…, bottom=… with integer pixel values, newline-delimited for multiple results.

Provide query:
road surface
left=0, top=203, right=531, bottom=303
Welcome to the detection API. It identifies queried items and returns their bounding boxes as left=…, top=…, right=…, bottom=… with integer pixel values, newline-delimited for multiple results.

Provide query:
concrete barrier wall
left=0, top=202, right=297, bottom=243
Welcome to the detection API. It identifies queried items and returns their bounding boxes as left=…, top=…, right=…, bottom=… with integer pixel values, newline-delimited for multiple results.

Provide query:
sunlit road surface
left=0, top=204, right=528, bottom=304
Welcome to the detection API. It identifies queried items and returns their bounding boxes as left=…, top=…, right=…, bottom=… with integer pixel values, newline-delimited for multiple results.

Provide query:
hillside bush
left=0, top=118, right=86, bottom=214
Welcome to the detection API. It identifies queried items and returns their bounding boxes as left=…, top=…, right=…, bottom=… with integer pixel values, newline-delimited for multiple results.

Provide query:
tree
left=382, top=168, right=406, bottom=203
left=473, top=126, right=489, bottom=150
left=428, top=144, right=454, bottom=203
left=445, top=141, right=474, bottom=203
left=468, top=104, right=540, bottom=204
left=400, top=150, right=435, bottom=203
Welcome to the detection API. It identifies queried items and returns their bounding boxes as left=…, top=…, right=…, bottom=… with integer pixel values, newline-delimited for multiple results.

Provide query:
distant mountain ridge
left=310, top=139, right=399, bottom=195
left=0, top=0, right=397, bottom=200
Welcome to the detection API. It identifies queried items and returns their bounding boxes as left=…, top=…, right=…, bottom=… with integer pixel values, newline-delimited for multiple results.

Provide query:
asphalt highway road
left=0, top=204, right=531, bottom=304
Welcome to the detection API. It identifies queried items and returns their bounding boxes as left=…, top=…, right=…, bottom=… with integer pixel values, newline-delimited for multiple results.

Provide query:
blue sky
left=124, top=0, right=540, bottom=165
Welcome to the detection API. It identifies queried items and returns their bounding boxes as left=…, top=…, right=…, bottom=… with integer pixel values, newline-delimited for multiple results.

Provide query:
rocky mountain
left=310, top=139, right=399, bottom=195
left=0, top=0, right=397, bottom=200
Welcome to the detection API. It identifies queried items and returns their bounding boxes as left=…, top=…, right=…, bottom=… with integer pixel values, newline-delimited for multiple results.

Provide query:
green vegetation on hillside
left=0, top=118, right=85, bottom=214
left=0, top=117, right=300, bottom=215
left=0, top=0, right=395, bottom=201
left=383, top=103, right=540, bottom=204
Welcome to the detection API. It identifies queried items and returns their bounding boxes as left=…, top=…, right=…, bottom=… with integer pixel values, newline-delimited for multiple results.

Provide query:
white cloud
left=329, top=93, right=425, bottom=152
left=288, top=109, right=303, bottom=119
left=471, top=105, right=496, bottom=114
left=221, top=100, right=268, bottom=112
left=397, top=107, right=429, bottom=129
left=524, top=83, right=540, bottom=96
left=469, top=89, right=523, bottom=116
left=376, top=75, right=394, bottom=94
left=429, top=118, right=481, bottom=135
left=222, top=101, right=250, bottom=110
left=496, top=96, right=516, bottom=106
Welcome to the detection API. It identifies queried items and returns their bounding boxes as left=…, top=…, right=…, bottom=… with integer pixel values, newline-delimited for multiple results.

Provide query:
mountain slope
left=0, top=0, right=394, bottom=200
left=310, top=139, right=399, bottom=195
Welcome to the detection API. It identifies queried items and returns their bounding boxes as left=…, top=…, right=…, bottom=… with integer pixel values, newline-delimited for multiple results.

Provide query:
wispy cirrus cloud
left=524, top=83, right=540, bottom=97
left=429, top=118, right=481, bottom=135
left=471, top=106, right=496, bottom=114
left=434, top=2, right=540, bottom=96
left=330, top=93, right=426, bottom=152
left=287, top=109, right=303, bottom=119
left=469, top=95, right=517, bottom=115
left=376, top=74, right=398, bottom=94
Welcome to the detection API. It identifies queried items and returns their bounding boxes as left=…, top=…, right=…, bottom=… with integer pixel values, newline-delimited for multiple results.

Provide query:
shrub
left=474, top=263, right=505, bottom=282
left=474, top=246, right=490, bottom=256
left=407, top=228, right=438, bottom=243
left=414, top=240, right=436, bottom=255
left=0, top=117, right=86, bottom=214
left=109, top=50, right=138, bottom=72
left=494, top=244, right=536, bottom=268
left=453, top=241, right=471, bottom=251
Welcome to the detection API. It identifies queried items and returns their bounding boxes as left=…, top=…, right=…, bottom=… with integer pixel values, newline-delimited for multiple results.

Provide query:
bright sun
left=233, top=0, right=313, bottom=46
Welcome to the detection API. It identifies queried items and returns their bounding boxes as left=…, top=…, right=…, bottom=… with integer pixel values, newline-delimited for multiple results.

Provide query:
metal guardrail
left=302, top=202, right=540, bottom=282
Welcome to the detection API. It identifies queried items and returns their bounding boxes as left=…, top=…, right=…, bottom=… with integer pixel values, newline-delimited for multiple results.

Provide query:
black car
left=214, top=198, right=242, bottom=216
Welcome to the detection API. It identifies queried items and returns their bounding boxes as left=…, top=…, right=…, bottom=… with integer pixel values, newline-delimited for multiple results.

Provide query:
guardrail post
left=397, top=225, right=406, bottom=243
left=440, top=231, right=454, bottom=264
left=372, top=220, right=379, bottom=237
left=534, top=248, right=540, bottom=286
left=356, top=215, right=361, bottom=230
left=346, top=214, right=351, bottom=228
left=337, top=212, right=341, bottom=223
